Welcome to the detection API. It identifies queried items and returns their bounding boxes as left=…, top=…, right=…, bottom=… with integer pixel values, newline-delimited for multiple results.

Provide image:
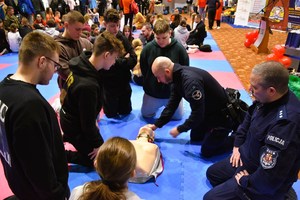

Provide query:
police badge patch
left=260, top=147, right=278, bottom=169
left=192, top=90, right=202, bottom=100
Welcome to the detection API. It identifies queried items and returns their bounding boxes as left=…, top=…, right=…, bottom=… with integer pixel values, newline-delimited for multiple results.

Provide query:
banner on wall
left=234, top=0, right=266, bottom=28
left=247, top=0, right=267, bottom=27
left=234, top=0, right=253, bottom=26
left=288, top=0, right=300, bottom=29
left=266, top=0, right=289, bottom=31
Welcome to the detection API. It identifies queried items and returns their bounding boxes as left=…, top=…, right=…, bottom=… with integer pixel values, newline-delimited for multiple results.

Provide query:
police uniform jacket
left=234, top=91, right=300, bottom=199
left=154, top=64, right=228, bottom=133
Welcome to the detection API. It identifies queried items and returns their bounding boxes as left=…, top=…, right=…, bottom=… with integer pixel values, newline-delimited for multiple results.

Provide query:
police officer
left=204, top=61, right=300, bottom=200
left=148, top=56, right=241, bottom=157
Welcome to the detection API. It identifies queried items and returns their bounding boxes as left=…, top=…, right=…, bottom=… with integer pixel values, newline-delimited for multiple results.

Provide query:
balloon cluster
left=244, top=30, right=259, bottom=48
left=266, top=45, right=292, bottom=68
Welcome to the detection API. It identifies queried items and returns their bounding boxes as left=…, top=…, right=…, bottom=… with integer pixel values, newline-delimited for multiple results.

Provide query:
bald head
left=152, top=56, right=174, bottom=84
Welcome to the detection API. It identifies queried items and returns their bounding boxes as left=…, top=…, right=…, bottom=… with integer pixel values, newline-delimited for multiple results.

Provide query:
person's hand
left=88, top=147, right=99, bottom=160
left=170, top=127, right=180, bottom=138
left=147, top=124, right=157, bottom=131
left=235, top=170, right=249, bottom=185
left=230, top=147, right=243, bottom=167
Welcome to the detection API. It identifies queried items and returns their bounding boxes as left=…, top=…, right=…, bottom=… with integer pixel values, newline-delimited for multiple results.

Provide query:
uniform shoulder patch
left=260, top=147, right=278, bottom=169
left=192, top=90, right=202, bottom=100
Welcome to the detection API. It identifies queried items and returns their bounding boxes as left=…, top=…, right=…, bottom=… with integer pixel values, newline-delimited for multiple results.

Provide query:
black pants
left=132, top=75, right=143, bottom=86
left=124, top=12, right=134, bottom=29
left=102, top=84, right=132, bottom=118
left=63, top=134, right=103, bottom=167
left=207, top=8, right=216, bottom=29
left=190, top=112, right=234, bottom=157
left=141, top=3, right=148, bottom=15
left=205, top=157, right=289, bottom=200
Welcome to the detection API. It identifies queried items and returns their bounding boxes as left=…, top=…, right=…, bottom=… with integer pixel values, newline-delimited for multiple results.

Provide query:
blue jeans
left=141, top=93, right=184, bottom=120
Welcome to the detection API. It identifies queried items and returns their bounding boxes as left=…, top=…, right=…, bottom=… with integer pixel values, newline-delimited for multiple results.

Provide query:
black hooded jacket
left=98, top=31, right=137, bottom=92
left=60, top=51, right=104, bottom=148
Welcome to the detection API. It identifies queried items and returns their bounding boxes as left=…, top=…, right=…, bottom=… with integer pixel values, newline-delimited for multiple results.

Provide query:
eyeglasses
left=44, top=56, right=62, bottom=71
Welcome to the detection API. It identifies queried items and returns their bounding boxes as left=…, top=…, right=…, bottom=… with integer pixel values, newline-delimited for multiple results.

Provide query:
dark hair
left=171, top=14, right=182, bottom=27
left=104, top=9, right=120, bottom=23
left=93, top=31, right=124, bottom=57
left=78, top=137, right=137, bottom=200
left=146, top=13, right=154, bottom=23
left=122, top=25, right=132, bottom=41
left=180, top=19, right=187, bottom=27
left=46, top=19, right=56, bottom=27
left=9, top=23, right=18, bottom=32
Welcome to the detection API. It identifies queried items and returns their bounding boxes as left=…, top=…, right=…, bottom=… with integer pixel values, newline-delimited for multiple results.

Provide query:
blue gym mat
left=0, top=31, right=299, bottom=199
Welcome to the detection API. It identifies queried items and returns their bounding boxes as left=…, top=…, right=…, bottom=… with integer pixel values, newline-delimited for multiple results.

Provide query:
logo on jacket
left=260, top=147, right=278, bottom=169
left=192, top=90, right=202, bottom=100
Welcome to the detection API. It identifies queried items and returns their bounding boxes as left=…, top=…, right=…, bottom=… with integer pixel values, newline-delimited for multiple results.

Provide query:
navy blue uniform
left=154, top=64, right=236, bottom=157
left=205, top=91, right=300, bottom=200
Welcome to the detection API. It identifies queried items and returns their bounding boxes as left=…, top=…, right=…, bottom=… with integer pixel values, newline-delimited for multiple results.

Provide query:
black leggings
left=124, top=12, right=134, bottom=29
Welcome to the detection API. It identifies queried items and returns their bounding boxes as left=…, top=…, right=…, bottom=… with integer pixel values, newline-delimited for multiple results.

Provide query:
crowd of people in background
left=0, top=0, right=230, bottom=56
left=1, top=0, right=300, bottom=200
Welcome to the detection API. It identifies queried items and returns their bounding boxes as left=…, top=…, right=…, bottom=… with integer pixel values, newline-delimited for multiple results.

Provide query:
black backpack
left=224, top=88, right=249, bottom=130
left=199, top=44, right=212, bottom=52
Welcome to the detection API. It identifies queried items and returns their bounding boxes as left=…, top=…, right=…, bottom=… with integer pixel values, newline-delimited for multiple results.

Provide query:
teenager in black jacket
left=60, top=32, right=124, bottom=167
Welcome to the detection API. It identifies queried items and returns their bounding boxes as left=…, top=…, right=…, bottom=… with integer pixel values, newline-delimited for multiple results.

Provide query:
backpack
left=0, top=4, right=5, bottom=20
left=224, top=88, right=249, bottom=130
left=199, top=44, right=212, bottom=52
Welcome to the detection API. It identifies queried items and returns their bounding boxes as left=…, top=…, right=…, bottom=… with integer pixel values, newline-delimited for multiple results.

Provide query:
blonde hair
left=64, top=10, right=84, bottom=24
left=78, top=137, right=137, bottom=200
left=19, top=32, right=60, bottom=66
left=153, top=19, right=170, bottom=34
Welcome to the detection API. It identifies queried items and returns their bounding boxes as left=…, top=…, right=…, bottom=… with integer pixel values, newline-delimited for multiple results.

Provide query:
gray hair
left=252, top=61, right=289, bottom=94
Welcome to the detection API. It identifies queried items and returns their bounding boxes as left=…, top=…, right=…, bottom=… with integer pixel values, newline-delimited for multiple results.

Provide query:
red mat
left=188, top=51, right=227, bottom=60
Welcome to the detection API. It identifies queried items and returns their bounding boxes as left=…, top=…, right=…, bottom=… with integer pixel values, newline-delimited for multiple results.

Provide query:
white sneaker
left=217, top=26, right=221, bottom=29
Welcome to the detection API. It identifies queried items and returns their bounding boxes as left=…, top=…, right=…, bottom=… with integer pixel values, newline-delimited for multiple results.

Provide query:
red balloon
left=266, top=53, right=279, bottom=61
left=272, top=45, right=285, bottom=58
left=245, top=32, right=252, bottom=39
left=253, top=30, right=259, bottom=37
left=279, top=56, right=292, bottom=68
left=244, top=39, right=252, bottom=48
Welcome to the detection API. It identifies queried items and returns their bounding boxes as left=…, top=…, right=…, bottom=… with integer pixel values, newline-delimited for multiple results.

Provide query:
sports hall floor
left=0, top=31, right=299, bottom=199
